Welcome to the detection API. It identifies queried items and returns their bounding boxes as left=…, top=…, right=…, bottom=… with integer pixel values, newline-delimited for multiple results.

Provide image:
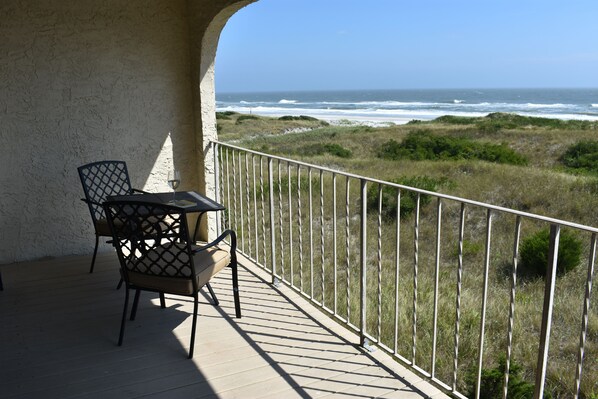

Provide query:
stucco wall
left=0, top=0, right=200, bottom=263
left=188, top=0, right=256, bottom=239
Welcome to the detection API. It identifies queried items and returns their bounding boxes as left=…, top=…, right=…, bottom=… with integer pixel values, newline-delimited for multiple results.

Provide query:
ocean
left=216, top=88, right=598, bottom=125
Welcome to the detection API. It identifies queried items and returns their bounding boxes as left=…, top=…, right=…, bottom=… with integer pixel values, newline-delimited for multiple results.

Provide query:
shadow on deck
left=0, top=252, right=448, bottom=398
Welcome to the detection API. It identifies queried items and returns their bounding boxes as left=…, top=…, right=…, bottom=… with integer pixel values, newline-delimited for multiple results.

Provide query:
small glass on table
left=167, top=169, right=181, bottom=205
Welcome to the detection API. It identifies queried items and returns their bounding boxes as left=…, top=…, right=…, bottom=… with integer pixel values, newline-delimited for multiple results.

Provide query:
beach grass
left=218, top=113, right=598, bottom=398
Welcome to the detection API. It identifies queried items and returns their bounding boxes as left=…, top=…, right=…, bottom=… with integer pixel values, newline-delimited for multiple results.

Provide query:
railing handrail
left=212, top=140, right=598, bottom=233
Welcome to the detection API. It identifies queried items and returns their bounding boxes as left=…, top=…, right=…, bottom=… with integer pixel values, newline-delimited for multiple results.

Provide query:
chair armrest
left=192, top=229, right=237, bottom=253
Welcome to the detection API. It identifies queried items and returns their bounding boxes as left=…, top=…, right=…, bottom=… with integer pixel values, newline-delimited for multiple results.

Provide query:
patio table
left=106, top=191, right=224, bottom=241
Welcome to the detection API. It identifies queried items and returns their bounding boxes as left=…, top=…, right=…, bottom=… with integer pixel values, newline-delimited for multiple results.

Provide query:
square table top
left=106, top=191, right=224, bottom=213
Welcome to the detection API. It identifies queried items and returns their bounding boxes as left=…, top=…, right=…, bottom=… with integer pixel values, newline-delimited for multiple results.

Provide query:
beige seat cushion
left=126, top=246, right=231, bottom=295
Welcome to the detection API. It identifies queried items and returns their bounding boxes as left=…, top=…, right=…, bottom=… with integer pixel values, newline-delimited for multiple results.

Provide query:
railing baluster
left=298, top=166, right=303, bottom=291
left=377, top=184, right=383, bottom=343
left=320, top=170, right=325, bottom=305
left=245, top=153, right=251, bottom=257
left=260, top=157, right=267, bottom=268
left=412, top=194, right=420, bottom=364
left=288, top=163, right=294, bottom=287
left=238, top=152, right=245, bottom=253
left=225, top=148, right=231, bottom=231
left=252, top=154, right=258, bottom=262
left=333, top=173, right=338, bottom=315
left=534, top=224, right=561, bottom=399
left=232, top=150, right=238, bottom=238
left=453, top=203, right=466, bottom=391
left=503, top=216, right=522, bottom=399
left=309, top=167, right=314, bottom=299
left=475, top=210, right=493, bottom=399
left=278, top=160, right=285, bottom=280
left=360, top=178, right=368, bottom=346
left=346, top=177, right=351, bottom=323
left=268, top=158, right=276, bottom=279
left=431, top=198, right=442, bottom=378
left=574, top=233, right=596, bottom=399
left=394, top=188, right=401, bottom=355
left=217, top=142, right=222, bottom=239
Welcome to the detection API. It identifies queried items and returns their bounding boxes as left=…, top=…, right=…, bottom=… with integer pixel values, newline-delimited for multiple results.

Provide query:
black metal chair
left=103, top=200, right=241, bottom=359
left=78, top=160, right=146, bottom=273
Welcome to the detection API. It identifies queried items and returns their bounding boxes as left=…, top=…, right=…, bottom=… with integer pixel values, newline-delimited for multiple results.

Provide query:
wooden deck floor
left=0, top=252, right=448, bottom=399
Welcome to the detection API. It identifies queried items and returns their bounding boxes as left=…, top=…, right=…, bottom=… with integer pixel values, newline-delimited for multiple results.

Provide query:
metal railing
left=211, top=140, right=597, bottom=399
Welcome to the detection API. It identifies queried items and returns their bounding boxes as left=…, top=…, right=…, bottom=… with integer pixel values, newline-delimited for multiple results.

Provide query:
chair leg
left=90, top=235, right=99, bottom=273
left=118, top=288, right=130, bottom=346
left=205, top=283, right=219, bottom=306
left=159, top=292, right=166, bottom=308
left=130, top=289, right=141, bottom=320
left=188, top=293, right=199, bottom=359
left=231, top=258, right=241, bottom=318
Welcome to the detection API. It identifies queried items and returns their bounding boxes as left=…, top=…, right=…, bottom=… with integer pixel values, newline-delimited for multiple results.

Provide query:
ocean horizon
left=216, top=88, right=598, bottom=125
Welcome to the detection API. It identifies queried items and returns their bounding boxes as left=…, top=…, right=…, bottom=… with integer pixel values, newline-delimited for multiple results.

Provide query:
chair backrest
left=103, top=200, right=196, bottom=287
left=78, top=161, right=133, bottom=224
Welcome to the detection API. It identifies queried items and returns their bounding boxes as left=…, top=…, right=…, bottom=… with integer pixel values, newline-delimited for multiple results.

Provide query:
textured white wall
left=0, top=0, right=199, bottom=263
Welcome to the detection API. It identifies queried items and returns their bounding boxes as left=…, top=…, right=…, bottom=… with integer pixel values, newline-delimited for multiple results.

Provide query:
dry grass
left=218, top=114, right=598, bottom=398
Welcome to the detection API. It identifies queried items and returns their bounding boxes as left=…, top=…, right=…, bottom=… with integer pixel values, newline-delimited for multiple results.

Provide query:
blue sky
left=215, top=0, right=598, bottom=93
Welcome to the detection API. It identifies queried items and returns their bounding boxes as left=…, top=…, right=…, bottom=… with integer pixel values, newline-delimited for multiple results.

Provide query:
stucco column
left=187, top=0, right=255, bottom=240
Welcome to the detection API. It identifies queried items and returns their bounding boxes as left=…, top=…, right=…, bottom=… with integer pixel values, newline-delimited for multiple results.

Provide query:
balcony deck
left=0, top=252, right=448, bottom=399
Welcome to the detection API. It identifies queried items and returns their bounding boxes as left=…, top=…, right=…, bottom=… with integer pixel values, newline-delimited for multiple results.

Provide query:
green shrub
left=278, top=115, right=319, bottom=122
left=216, top=111, right=237, bottom=119
left=561, top=141, right=598, bottom=173
left=465, top=357, right=536, bottom=399
left=519, top=228, right=582, bottom=278
left=235, top=114, right=260, bottom=124
left=297, top=143, right=352, bottom=158
left=478, top=112, right=598, bottom=131
left=377, top=131, right=527, bottom=165
left=433, top=115, right=479, bottom=125
left=367, top=176, right=449, bottom=220
left=428, top=113, right=598, bottom=131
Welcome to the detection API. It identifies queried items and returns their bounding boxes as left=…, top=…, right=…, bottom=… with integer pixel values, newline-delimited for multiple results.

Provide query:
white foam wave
left=592, top=104, right=598, bottom=108
left=320, top=101, right=434, bottom=107
left=217, top=103, right=598, bottom=125
left=278, top=99, right=297, bottom=104
left=524, top=103, right=568, bottom=109
left=453, top=99, right=464, bottom=104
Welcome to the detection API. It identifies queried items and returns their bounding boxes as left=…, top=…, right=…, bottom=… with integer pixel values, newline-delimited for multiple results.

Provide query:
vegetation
left=431, top=112, right=598, bottom=131
left=297, top=143, right=352, bottom=158
left=217, top=112, right=598, bottom=398
left=235, top=114, right=260, bottom=123
left=464, top=358, right=536, bottom=399
left=377, top=130, right=527, bottom=165
left=215, top=112, right=329, bottom=141
left=561, top=140, right=598, bottom=174
left=278, top=115, right=323, bottom=122
left=216, top=111, right=238, bottom=119
left=367, top=175, right=451, bottom=219
left=519, top=228, right=583, bottom=278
